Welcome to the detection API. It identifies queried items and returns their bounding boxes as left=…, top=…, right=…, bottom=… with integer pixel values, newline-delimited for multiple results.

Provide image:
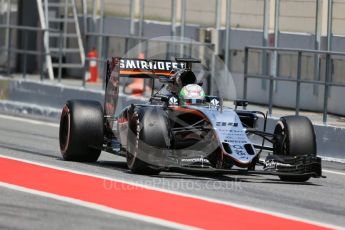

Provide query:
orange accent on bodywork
left=119, top=70, right=172, bottom=77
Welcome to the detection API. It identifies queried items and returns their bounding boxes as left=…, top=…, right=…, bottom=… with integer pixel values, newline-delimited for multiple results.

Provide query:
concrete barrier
left=0, top=76, right=344, bottom=160
left=0, top=77, right=144, bottom=119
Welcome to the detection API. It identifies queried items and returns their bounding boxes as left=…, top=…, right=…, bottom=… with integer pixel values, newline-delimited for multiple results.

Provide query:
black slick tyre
left=273, top=115, right=316, bottom=182
left=126, top=107, right=170, bottom=175
left=59, top=100, right=104, bottom=162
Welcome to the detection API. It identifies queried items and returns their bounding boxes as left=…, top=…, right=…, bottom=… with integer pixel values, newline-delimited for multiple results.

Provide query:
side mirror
left=234, top=99, right=248, bottom=110
left=161, top=96, right=179, bottom=106
left=205, top=96, right=221, bottom=109
left=205, top=96, right=220, bottom=103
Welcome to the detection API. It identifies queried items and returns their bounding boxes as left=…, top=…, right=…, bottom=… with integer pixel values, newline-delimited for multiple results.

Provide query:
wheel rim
left=59, top=105, right=71, bottom=154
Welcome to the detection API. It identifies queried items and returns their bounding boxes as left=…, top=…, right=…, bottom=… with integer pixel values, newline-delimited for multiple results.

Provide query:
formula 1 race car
left=59, top=57, right=322, bottom=182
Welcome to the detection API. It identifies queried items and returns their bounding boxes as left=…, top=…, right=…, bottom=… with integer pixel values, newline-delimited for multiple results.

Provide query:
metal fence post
left=323, top=53, right=331, bottom=124
left=22, top=30, right=28, bottom=80
left=170, top=0, right=176, bottom=57
left=63, top=0, right=68, bottom=50
left=215, top=0, right=221, bottom=30
left=138, top=0, right=145, bottom=53
left=268, top=72, right=274, bottom=116
left=128, top=0, right=135, bottom=51
left=139, top=0, right=144, bottom=37
left=271, top=0, right=280, bottom=93
left=295, top=51, right=302, bottom=115
left=40, top=30, right=44, bottom=81
left=99, top=0, right=105, bottom=89
left=180, top=0, right=186, bottom=56
left=82, top=59, right=87, bottom=88
left=91, top=0, right=97, bottom=48
left=171, top=0, right=177, bottom=37
left=5, top=0, right=11, bottom=69
left=129, top=0, right=135, bottom=36
left=268, top=79, right=274, bottom=116
left=6, top=27, right=11, bottom=76
left=326, top=0, right=333, bottom=99
left=243, top=47, right=249, bottom=100
left=43, top=28, right=49, bottom=81
left=313, top=0, right=321, bottom=96
left=41, top=0, right=54, bottom=80
left=209, top=53, right=215, bottom=95
left=224, top=0, right=231, bottom=71
left=327, top=0, right=333, bottom=52
left=213, top=0, right=221, bottom=95
left=261, top=0, right=269, bottom=90
left=58, top=31, right=63, bottom=83
left=82, top=0, right=88, bottom=46
left=268, top=47, right=275, bottom=116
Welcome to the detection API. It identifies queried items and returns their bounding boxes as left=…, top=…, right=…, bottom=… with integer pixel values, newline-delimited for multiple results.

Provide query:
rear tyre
left=272, top=116, right=316, bottom=182
left=59, top=100, right=104, bottom=162
left=126, top=107, right=170, bottom=175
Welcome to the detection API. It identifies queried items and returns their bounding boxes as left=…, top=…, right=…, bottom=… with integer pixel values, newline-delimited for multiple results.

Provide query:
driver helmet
left=179, top=84, right=205, bottom=105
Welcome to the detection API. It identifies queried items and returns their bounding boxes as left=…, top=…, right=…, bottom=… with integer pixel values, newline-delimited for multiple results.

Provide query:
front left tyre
left=59, top=100, right=104, bottom=162
left=272, top=115, right=317, bottom=182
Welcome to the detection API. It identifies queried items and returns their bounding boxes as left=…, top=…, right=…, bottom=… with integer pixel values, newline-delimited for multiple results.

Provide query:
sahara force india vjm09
left=59, top=57, right=322, bottom=182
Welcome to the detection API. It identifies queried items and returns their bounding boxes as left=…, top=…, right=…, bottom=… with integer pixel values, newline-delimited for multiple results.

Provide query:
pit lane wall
left=0, top=76, right=344, bottom=160
left=0, top=77, right=144, bottom=120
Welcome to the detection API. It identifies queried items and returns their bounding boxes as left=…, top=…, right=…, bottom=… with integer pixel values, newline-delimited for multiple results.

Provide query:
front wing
left=161, top=154, right=322, bottom=179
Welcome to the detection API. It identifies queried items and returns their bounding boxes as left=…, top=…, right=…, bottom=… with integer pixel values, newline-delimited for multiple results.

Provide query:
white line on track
left=323, top=169, right=345, bottom=176
left=0, top=182, right=197, bottom=230
left=320, top=156, right=345, bottom=164
left=0, top=154, right=341, bottom=230
left=0, top=114, right=59, bottom=128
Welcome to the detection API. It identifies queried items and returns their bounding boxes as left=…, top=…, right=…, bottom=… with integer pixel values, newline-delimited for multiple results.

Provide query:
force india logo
left=120, top=59, right=187, bottom=71
left=216, top=122, right=238, bottom=127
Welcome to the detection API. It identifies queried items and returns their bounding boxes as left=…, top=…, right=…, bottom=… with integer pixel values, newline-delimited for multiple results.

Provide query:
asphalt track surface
left=0, top=114, right=344, bottom=229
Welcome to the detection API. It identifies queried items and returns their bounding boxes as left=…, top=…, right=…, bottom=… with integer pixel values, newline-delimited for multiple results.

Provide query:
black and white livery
left=59, top=57, right=322, bottom=182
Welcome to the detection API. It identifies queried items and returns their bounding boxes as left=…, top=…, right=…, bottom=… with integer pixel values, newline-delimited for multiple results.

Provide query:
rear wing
left=104, top=57, right=200, bottom=132
left=106, top=58, right=188, bottom=79
left=106, top=57, right=200, bottom=80
left=119, top=58, right=187, bottom=77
